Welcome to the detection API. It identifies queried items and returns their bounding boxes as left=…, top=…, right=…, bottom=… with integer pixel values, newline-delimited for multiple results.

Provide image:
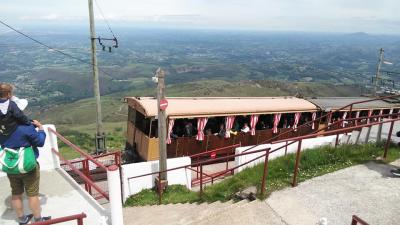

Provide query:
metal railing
left=190, top=144, right=241, bottom=183
left=48, top=127, right=121, bottom=201
left=30, top=213, right=86, bottom=225
left=351, top=215, right=370, bottom=225
left=127, top=147, right=271, bottom=203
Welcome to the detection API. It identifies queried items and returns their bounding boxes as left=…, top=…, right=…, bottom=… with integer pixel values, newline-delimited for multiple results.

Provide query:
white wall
left=121, top=157, right=191, bottom=202
left=235, top=135, right=342, bottom=173
left=0, top=124, right=60, bottom=177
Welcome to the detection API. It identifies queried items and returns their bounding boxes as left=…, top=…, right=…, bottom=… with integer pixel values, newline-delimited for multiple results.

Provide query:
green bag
left=0, top=146, right=37, bottom=174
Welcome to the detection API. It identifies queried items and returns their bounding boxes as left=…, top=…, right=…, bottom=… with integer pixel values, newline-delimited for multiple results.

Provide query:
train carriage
left=125, top=96, right=400, bottom=162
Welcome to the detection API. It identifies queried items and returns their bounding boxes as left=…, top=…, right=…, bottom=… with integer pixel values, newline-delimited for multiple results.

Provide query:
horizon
left=1, top=0, right=399, bottom=35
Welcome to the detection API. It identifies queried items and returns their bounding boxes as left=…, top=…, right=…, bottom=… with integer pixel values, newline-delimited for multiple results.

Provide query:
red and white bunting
left=355, top=111, right=360, bottom=126
left=341, top=111, right=348, bottom=127
left=196, top=117, right=208, bottom=141
left=311, top=112, right=317, bottom=130
left=166, top=119, right=175, bottom=144
left=367, top=110, right=373, bottom=124
left=293, top=112, right=301, bottom=131
left=225, top=116, right=235, bottom=138
left=250, top=115, right=259, bottom=136
left=379, top=109, right=383, bottom=121
left=273, top=113, right=281, bottom=134
left=389, top=108, right=394, bottom=119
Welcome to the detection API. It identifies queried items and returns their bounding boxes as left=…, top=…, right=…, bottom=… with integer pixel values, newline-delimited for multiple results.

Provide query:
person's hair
left=0, top=83, right=13, bottom=99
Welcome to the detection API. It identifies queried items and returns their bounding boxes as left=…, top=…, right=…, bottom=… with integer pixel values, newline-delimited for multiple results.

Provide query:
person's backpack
left=0, top=146, right=36, bottom=174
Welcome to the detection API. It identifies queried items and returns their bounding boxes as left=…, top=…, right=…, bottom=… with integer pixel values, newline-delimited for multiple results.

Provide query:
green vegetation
left=124, top=142, right=400, bottom=206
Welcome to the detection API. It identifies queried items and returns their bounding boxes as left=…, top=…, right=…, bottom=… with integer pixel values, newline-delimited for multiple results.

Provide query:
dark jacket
left=0, top=99, right=30, bottom=136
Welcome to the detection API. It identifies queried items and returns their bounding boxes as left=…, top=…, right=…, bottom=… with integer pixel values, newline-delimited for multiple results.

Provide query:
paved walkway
left=124, top=159, right=400, bottom=225
left=0, top=169, right=109, bottom=225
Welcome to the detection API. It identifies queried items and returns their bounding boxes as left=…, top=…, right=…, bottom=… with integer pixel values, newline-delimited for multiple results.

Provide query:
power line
left=94, top=0, right=117, bottom=39
left=0, top=19, right=114, bottom=77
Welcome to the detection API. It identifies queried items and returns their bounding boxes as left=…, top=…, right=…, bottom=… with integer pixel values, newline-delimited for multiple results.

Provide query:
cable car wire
left=0, top=19, right=114, bottom=77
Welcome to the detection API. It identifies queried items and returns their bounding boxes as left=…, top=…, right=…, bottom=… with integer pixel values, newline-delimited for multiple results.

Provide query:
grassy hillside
left=38, top=80, right=362, bottom=158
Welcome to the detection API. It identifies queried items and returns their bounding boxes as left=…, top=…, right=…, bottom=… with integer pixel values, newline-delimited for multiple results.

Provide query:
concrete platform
left=0, top=169, right=109, bottom=225
left=267, top=159, right=400, bottom=225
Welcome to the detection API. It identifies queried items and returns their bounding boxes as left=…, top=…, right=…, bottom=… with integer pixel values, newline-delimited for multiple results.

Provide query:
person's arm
left=27, top=120, right=46, bottom=147
left=10, top=102, right=30, bottom=125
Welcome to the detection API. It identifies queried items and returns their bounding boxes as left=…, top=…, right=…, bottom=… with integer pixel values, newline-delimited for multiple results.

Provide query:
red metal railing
left=30, top=213, right=87, bottom=225
left=190, top=144, right=241, bottom=182
left=351, top=215, right=370, bottom=225
left=48, top=127, right=122, bottom=201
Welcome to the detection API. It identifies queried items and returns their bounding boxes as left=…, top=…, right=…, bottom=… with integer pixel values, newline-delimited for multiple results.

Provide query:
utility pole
left=88, top=0, right=106, bottom=154
left=155, top=68, right=168, bottom=187
left=374, top=48, right=384, bottom=96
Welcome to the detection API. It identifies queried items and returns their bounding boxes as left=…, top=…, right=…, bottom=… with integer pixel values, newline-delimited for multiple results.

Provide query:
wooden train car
left=124, top=96, right=400, bottom=161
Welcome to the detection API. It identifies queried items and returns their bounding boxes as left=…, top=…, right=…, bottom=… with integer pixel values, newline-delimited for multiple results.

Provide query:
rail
left=30, top=213, right=87, bottom=225
left=127, top=147, right=271, bottom=203
left=351, top=215, right=370, bottom=225
left=47, top=127, right=121, bottom=201
left=190, top=144, right=241, bottom=181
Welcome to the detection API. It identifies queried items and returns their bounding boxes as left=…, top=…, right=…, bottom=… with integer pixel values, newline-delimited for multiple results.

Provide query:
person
left=241, top=123, right=250, bottom=133
left=184, top=121, right=193, bottom=137
left=0, top=118, right=50, bottom=224
left=217, top=124, right=225, bottom=137
left=0, top=83, right=30, bottom=136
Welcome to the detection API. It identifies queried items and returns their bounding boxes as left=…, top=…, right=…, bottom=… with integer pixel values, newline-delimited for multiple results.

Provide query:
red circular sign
left=160, top=99, right=168, bottom=111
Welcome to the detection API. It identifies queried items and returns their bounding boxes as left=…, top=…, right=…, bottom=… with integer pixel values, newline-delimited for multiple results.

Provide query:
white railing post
left=107, top=165, right=124, bottom=225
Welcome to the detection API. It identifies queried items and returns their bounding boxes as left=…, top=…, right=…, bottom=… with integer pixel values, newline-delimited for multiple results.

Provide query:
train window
left=135, top=111, right=151, bottom=135
left=128, top=107, right=136, bottom=124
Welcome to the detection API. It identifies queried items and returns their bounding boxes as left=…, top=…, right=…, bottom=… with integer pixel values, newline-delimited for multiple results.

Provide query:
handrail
left=127, top=147, right=270, bottom=181
left=351, top=215, right=370, bottom=225
left=190, top=144, right=241, bottom=158
left=30, top=213, right=87, bottom=225
left=48, top=127, right=108, bottom=171
left=243, top=94, right=400, bottom=153
left=52, top=148, right=109, bottom=200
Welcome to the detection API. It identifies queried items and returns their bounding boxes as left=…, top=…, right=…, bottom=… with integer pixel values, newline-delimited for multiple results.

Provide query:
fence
left=47, top=127, right=124, bottom=225
left=351, top=215, right=370, bottom=225
left=30, top=213, right=86, bottom=225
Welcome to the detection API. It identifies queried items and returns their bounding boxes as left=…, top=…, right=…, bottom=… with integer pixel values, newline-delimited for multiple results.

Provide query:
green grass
left=124, top=142, right=400, bottom=206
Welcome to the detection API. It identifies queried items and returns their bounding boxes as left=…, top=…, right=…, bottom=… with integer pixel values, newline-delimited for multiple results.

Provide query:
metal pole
left=88, top=0, right=106, bottom=154
left=292, top=140, right=302, bottom=187
left=384, top=121, right=395, bottom=159
left=335, top=133, right=339, bottom=147
left=156, top=68, right=168, bottom=181
left=374, top=48, right=384, bottom=96
left=261, top=149, right=270, bottom=196
left=200, top=164, right=203, bottom=199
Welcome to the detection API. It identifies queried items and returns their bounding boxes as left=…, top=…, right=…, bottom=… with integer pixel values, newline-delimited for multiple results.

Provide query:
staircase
left=123, top=200, right=286, bottom=225
left=335, top=120, right=400, bottom=146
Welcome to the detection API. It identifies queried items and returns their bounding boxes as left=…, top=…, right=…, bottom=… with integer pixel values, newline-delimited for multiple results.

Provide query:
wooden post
left=156, top=68, right=168, bottom=181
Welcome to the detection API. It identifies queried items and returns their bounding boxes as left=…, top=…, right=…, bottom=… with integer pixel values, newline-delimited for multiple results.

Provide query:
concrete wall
left=0, top=124, right=60, bottom=177
left=235, top=135, right=342, bottom=173
left=121, top=157, right=191, bottom=202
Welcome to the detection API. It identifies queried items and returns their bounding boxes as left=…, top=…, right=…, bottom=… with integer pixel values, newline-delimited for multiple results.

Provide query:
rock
left=234, top=186, right=257, bottom=201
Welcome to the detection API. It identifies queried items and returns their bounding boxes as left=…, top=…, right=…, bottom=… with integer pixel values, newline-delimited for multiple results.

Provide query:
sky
left=1, top=0, right=399, bottom=34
